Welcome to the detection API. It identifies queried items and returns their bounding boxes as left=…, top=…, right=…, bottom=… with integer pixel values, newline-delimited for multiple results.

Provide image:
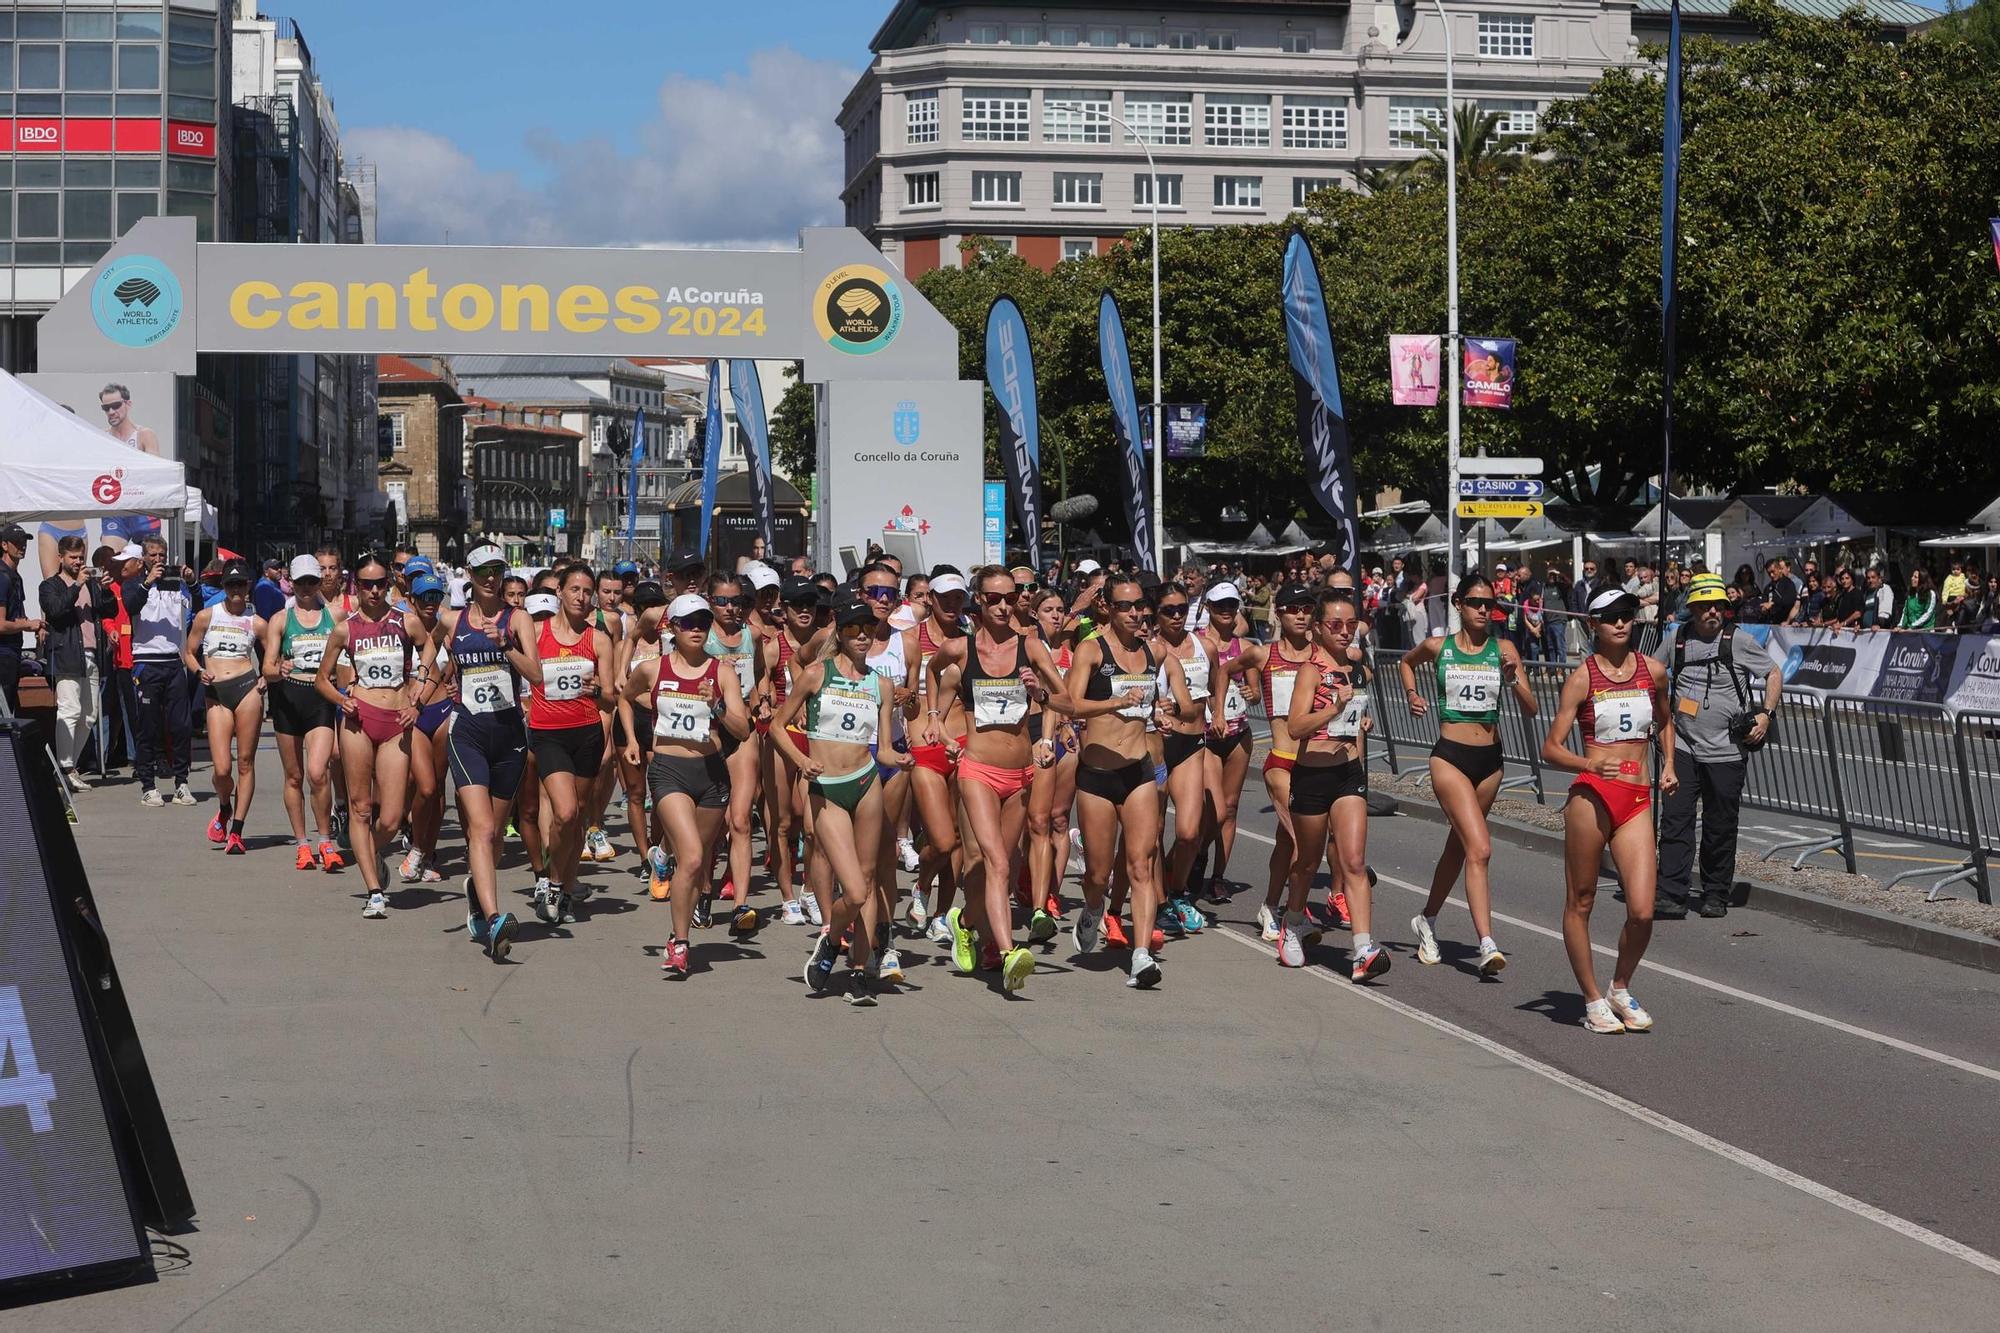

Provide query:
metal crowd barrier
left=1953, top=712, right=2000, bottom=902
left=1820, top=699, right=1983, bottom=901
left=1743, top=690, right=1855, bottom=872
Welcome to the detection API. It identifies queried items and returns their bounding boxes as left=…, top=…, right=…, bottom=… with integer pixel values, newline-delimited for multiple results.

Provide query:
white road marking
left=1213, top=925, right=2000, bottom=1279
left=1232, top=828, right=2000, bottom=1085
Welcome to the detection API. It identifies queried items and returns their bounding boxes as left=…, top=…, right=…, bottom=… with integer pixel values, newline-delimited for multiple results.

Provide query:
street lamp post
left=1432, top=0, right=1463, bottom=584
left=1059, top=102, right=1166, bottom=573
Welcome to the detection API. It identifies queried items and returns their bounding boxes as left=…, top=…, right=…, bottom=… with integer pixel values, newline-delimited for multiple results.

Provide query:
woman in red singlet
left=1540, top=587, right=1678, bottom=1035
left=527, top=564, right=617, bottom=929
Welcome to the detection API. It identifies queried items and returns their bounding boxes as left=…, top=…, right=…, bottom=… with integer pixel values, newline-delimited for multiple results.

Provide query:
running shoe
left=319, top=842, right=345, bottom=872
left=558, top=890, right=577, bottom=925
left=1476, top=942, right=1508, bottom=976
left=1173, top=898, right=1208, bottom=933
left=1581, top=998, right=1625, bottom=1034
left=1149, top=926, right=1167, bottom=952
left=693, top=894, right=714, bottom=931
left=843, top=970, right=878, bottom=1006
left=532, top=884, right=562, bottom=927
left=1066, top=827, right=1085, bottom=876
left=141, top=788, right=166, bottom=808
left=925, top=915, right=952, bottom=945
left=907, top=891, right=930, bottom=929
left=1072, top=904, right=1102, bottom=954
left=1103, top=916, right=1131, bottom=950
left=1001, top=946, right=1035, bottom=993
left=1044, top=893, right=1064, bottom=920
left=224, top=832, right=246, bottom=855
left=1257, top=903, right=1281, bottom=943
left=877, top=947, right=905, bottom=984
left=780, top=898, right=808, bottom=927
left=362, top=891, right=388, bottom=920
left=1607, top=988, right=1653, bottom=1032
left=419, top=859, right=443, bottom=883
left=1411, top=914, right=1441, bottom=965
left=1329, top=890, right=1353, bottom=931
left=1203, top=877, right=1232, bottom=907
left=295, top=843, right=316, bottom=872
left=1127, top=948, right=1162, bottom=989
left=896, top=837, right=920, bottom=873
left=979, top=940, right=1004, bottom=973
left=804, top=933, right=839, bottom=993
left=1028, top=909, right=1058, bottom=944
left=588, top=827, right=616, bottom=862
left=661, top=936, right=690, bottom=976
left=1351, top=944, right=1391, bottom=983
left=946, top=907, right=977, bottom=974
left=729, top=907, right=760, bottom=936
left=399, top=848, right=424, bottom=883
left=1277, top=917, right=1308, bottom=968
left=487, top=911, right=518, bottom=961
left=330, top=805, right=348, bottom=840
left=174, top=784, right=196, bottom=806
left=648, top=847, right=671, bottom=901
left=463, top=876, right=487, bottom=942
left=1156, top=906, right=1186, bottom=940
left=572, top=880, right=595, bottom=905
left=1291, top=911, right=1325, bottom=949
left=207, top=812, right=226, bottom=844
left=803, top=894, right=824, bottom=928
left=718, top=878, right=735, bottom=901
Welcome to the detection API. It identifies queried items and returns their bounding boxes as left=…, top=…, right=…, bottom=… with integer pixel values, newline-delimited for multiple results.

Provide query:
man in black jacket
left=120, top=536, right=197, bottom=806
left=0, top=523, right=44, bottom=715
left=39, top=534, right=117, bottom=788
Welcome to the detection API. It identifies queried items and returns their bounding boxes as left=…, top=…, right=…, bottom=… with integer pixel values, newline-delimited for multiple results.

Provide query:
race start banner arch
left=36, top=218, right=981, bottom=568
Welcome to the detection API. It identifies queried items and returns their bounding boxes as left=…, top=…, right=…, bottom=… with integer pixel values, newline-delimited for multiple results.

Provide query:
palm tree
left=1411, top=103, right=1531, bottom=183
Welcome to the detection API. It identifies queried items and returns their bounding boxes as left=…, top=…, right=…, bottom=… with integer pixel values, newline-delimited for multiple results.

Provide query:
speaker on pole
left=0, top=719, right=192, bottom=1302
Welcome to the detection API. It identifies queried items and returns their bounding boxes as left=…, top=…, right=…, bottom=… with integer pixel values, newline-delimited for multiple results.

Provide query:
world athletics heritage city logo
left=91, top=254, right=185, bottom=348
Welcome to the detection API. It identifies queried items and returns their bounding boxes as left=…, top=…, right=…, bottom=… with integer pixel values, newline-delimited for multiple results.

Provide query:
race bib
left=653, top=691, right=713, bottom=742
left=205, top=626, right=253, bottom=658
left=1592, top=690, right=1653, bottom=745
left=1269, top=671, right=1299, bottom=720
left=1179, top=651, right=1211, bottom=701
left=1443, top=663, right=1500, bottom=714
left=812, top=686, right=878, bottom=744
left=1327, top=691, right=1372, bottom=740
left=353, top=645, right=406, bottom=690
left=461, top=664, right=515, bottom=714
left=972, top=679, right=1029, bottom=729
left=1113, top=672, right=1157, bottom=721
left=290, top=638, right=325, bottom=674
left=543, top=655, right=595, bottom=702
left=1223, top=682, right=1250, bottom=723
left=728, top=653, right=755, bottom=696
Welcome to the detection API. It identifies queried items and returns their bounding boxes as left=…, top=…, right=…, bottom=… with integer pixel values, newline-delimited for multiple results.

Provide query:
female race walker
left=312, top=553, right=423, bottom=919
left=1280, top=589, right=1384, bottom=981
left=441, top=545, right=542, bottom=960
left=1195, top=581, right=1256, bottom=906
left=1064, top=577, right=1167, bottom=989
left=702, top=574, right=764, bottom=916
left=620, top=593, right=751, bottom=977
left=1540, top=587, right=1677, bottom=1034
left=528, top=564, right=618, bottom=928
left=1024, top=589, right=1079, bottom=924
left=401, top=569, right=454, bottom=885
left=613, top=580, right=669, bottom=897
left=185, top=559, right=267, bottom=855
left=773, top=597, right=909, bottom=1005
left=263, top=554, right=342, bottom=871
left=1152, top=580, right=1221, bottom=933
left=1234, top=583, right=1320, bottom=941
left=1398, top=572, right=1536, bottom=975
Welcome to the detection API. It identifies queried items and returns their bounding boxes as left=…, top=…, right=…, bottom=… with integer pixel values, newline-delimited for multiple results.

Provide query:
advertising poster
left=1462, top=337, right=1516, bottom=410
left=1946, top=634, right=2000, bottom=715
left=982, top=481, right=1006, bottom=565
left=1139, top=404, right=1208, bottom=458
left=1389, top=334, right=1441, bottom=406
left=1869, top=632, right=1958, bottom=705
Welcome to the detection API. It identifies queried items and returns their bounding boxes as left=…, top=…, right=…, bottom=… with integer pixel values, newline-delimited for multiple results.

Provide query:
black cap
left=220, top=559, right=255, bottom=585
left=1275, top=582, right=1317, bottom=608
left=780, top=576, right=821, bottom=605
left=0, top=523, right=28, bottom=546
left=630, top=579, right=668, bottom=611
left=833, top=596, right=875, bottom=628
left=671, top=547, right=704, bottom=571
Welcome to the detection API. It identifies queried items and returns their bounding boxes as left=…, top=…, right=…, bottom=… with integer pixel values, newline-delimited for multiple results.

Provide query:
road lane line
left=1211, top=925, right=2000, bottom=1279
left=1232, top=828, right=2000, bottom=1085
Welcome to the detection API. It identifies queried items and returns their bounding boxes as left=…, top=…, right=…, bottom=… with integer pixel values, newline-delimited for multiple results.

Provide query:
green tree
left=766, top=360, right=815, bottom=480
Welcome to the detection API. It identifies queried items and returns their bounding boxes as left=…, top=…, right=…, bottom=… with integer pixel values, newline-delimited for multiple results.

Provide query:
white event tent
left=0, top=369, right=185, bottom=523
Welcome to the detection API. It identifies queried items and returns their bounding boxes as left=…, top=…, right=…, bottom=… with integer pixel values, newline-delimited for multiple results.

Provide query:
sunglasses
left=977, top=591, right=1013, bottom=607
left=1209, top=599, right=1241, bottom=612
left=99, top=402, right=124, bottom=413
left=417, top=592, right=445, bottom=606
left=1157, top=603, right=1188, bottom=616
left=673, top=613, right=714, bottom=631
left=1018, top=582, right=1040, bottom=594
left=1321, top=616, right=1358, bottom=632
left=1459, top=596, right=1497, bottom=610
left=391, top=562, right=407, bottom=573
left=1109, top=598, right=1146, bottom=612
left=357, top=577, right=391, bottom=590
left=472, top=563, right=506, bottom=578
left=717, top=594, right=754, bottom=609
left=860, top=585, right=899, bottom=602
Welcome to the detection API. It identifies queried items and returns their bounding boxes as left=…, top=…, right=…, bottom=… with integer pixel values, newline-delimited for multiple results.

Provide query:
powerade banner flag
left=1279, top=230, right=1359, bottom=572
left=1462, top=337, right=1516, bottom=409
left=624, top=407, right=645, bottom=550
left=984, top=296, right=1043, bottom=570
left=728, top=358, right=776, bottom=550
left=697, top=361, right=723, bottom=560
left=1097, top=291, right=1155, bottom=571
left=1389, top=334, right=1441, bottom=406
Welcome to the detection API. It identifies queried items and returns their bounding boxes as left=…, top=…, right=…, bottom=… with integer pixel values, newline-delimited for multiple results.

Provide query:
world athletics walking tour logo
left=91, top=254, right=184, bottom=348
left=814, top=263, right=903, bottom=356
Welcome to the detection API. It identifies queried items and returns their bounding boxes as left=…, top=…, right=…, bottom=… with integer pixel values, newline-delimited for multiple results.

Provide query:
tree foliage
left=911, top=7, right=2000, bottom=533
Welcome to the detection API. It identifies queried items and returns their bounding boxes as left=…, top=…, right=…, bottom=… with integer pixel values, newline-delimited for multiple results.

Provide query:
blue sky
left=289, top=0, right=878, bottom=248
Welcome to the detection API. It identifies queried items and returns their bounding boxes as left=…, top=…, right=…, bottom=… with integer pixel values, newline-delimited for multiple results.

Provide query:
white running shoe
left=877, top=948, right=905, bottom=984
left=588, top=827, right=615, bottom=862
left=398, top=848, right=424, bottom=883
left=802, top=894, right=823, bottom=927
left=906, top=890, right=930, bottom=929
left=1257, top=903, right=1281, bottom=943
left=926, top=916, right=952, bottom=945
left=1607, top=988, right=1653, bottom=1032
left=173, top=783, right=197, bottom=806
left=896, top=837, right=920, bottom=873
left=1277, top=916, right=1308, bottom=968
left=1067, top=827, right=1086, bottom=876
left=362, top=892, right=388, bottom=919
left=141, top=788, right=166, bottom=808
left=1127, top=948, right=1162, bottom=989
left=1582, top=998, right=1626, bottom=1034
left=1411, top=915, right=1442, bottom=966
left=780, top=898, right=808, bottom=927
left=1476, top=941, right=1508, bottom=976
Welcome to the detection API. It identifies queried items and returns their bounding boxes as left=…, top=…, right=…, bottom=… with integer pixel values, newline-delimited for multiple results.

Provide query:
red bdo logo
left=19, top=126, right=57, bottom=144
left=176, top=127, right=205, bottom=148
left=92, top=471, right=124, bottom=505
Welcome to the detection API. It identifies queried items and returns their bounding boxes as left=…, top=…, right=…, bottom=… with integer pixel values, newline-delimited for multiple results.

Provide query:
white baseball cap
left=1075, top=559, right=1103, bottom=575
left=668, top=593, right=710, bottom=621
left=745, top=563, right=780, bottom=591
left=524, top=592, right=560, bottom=617
left=1205, top=581, right=1243, bottom=603
left=289, top=554, right=322, bottom=580
left=116, top=543, right=145, bottom=563
left=1589, top=587, right=1641, bottom=616
left=931, top=572, right=968, bottom=596
left=466, top=544, right=505, bottom=569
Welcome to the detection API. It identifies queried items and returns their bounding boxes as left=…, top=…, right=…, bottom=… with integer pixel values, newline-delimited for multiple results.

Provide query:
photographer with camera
left=120, top=535, right=199, bottom=807
left=1657, top=572, right=1781, bottom=919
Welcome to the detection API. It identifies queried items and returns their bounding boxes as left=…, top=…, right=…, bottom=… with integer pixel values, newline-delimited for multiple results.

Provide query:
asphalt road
left=10, top=765, right=1998, bottom=1330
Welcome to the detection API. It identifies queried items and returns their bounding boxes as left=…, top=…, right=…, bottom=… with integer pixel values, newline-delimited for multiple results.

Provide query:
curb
left=1389, top=796, right=2000, bottom=974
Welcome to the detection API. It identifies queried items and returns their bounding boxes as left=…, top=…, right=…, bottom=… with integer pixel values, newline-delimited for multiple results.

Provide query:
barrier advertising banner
left=1389, top=334, right=1441, bottom=406
left=1462, top=337, right=1516, bottom=409
left=1869, top=632, right=1959, bottom=705
left=1703, top=624, right=2000, bottom=715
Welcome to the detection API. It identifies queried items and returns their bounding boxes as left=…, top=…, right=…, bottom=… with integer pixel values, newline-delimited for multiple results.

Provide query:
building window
left=67, top=42, right=114, bottom=90
left=384, top=413, right=407, bottom=452
left=905, top=171, right=940, bottom=207
left=1045, top=90, right=1111, bottom=143
left=116, top=192, right=158, bottom=234
left=1166, top=30, right=1199, bottom=50
left=1088, top=26, right=1120, bottom=47
left=385, top=481, right=407, bottom=527
left=1006, top=23, right=1039, bottom=45
left=1282, top=33, right=1314, bottom=54
left=963, top=89, right=1031, bottom=142
left=1124, top=93, right=1192, bottom=146
left=1292, top=177, right=1340, bottom=208
left=167, top=41, right=213, bottom=96
left=906, top=91, right=938, bottom=144
left=1049, top=25, right=1079, bottom=46
left=18, top=192, right=58, bottom=238
left=1213, top=176, right=1264, bottom=210
left=1478, top=14, right=1535, bottom=58
left=971, top=171, right=1022, bottom=206
left=967, top=23, right=1000, bottom=44
left=1062, top=239, right=1096, bottom=262
left=1133, top=173, right=1184, bottom=209
left=1208, top=33, right=1236, bottom=51
left=1053, top=172, right=1103, bottom=207
left=1388, top=96, right=1447, bottom=150
left=1283, top=96, right=1347, bottom=150
left=19, top=44, right=59, bottom=89
left=66, top=190, right=111, bottom=238
left=1484, top=99, right=1540, bottom=145
left=119, top=43, right=161, bottom=90
left=1128, top=28, right=1159, bottom=48
left=1205, top=94, right=1271, bottom=148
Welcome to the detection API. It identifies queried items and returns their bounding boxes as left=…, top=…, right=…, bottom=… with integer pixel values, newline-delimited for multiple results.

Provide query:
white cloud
left=347, top=48, right=856, bottom=249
